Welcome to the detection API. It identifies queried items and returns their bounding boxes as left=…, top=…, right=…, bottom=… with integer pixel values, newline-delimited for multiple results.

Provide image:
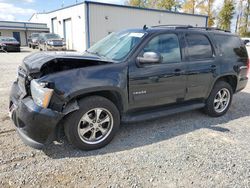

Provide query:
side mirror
left=137, top=52, right=162, bottom=64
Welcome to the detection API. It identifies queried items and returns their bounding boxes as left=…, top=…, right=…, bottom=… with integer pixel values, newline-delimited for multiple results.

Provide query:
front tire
left=204, top=81, right=233, bottom=117
left=64, top=96, right=120, bottom=150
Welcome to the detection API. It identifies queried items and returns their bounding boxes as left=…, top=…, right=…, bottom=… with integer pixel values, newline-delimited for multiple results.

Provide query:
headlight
left=0, top=43, right=6, bottom=46
left=30, top=80, right=54, bottom=108
left=47, top=41, right=53, bottom=46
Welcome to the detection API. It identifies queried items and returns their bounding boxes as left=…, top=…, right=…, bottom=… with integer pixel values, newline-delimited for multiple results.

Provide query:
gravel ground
left=0, top=47, right=250, bottom=188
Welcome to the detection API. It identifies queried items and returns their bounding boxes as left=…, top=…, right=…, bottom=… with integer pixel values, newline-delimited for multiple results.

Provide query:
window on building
left=186, top=34, right=213, bottom=60
left=142, top=34, right=181, bottom=64
left=0, top=32, right=2, bottom=36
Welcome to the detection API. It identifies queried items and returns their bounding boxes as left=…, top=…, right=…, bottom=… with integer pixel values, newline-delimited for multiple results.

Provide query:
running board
left=122, top=103, right=205, bottom=123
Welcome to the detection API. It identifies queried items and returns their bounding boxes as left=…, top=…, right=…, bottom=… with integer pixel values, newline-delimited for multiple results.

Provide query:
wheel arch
left=208, top=74, right=238, bottom=97
left=74, top=90, right=125, bottom=114
left=54, top=89, right=125, bottom=142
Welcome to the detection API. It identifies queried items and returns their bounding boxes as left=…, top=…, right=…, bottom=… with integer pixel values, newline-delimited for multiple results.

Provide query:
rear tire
left=64, top=96, right=120, bottom=150
left=204, top=81, right=233, bottom=117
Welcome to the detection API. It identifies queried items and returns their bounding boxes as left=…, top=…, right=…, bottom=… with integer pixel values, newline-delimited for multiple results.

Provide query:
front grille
left=53, top=41, right=63, bottom=46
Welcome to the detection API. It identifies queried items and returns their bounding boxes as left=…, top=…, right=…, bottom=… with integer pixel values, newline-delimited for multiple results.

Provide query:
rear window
left=186, top=34, right=213, bottom=60
left=214, top=35, right=248, bottom=59
left=31, top=34, right=39, bottom=38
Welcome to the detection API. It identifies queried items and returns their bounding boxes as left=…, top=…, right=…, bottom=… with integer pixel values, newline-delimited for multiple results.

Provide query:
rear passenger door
left=185, top=33, right=216, bottom=100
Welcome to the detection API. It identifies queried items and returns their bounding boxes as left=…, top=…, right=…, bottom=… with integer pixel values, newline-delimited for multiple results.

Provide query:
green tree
left=218, top=0, right=235, bottom=31
left=182, top=0, right=203, bottom=14
left=199, top=0, right=216, bottom=27
left=157, top=0, right=179, bottom=11
left=239, top=0, right=250, bottom=35
left=126, top=0, right=147, bottom=7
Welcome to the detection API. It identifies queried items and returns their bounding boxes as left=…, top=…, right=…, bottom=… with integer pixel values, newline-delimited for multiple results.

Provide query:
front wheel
left=204, top=81, right=233, bottom=117
left=64, top=96, right=120, bottom=150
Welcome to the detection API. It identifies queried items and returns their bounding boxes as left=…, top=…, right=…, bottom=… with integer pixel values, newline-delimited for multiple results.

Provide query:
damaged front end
left=9, top=51, right=116, bottom=149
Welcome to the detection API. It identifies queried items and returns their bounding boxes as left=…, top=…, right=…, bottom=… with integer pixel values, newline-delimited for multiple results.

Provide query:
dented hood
left=22, top=51, right=113, bottom=74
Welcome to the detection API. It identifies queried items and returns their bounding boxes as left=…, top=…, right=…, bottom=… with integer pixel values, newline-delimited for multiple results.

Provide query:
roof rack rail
left=151, top=25, right=193, bottom=29
left=190, top=27, right=231, bottom=33
left=150, top=25, right=231, bottom=33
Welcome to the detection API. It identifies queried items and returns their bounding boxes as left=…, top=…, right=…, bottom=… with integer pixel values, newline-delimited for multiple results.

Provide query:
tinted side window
left=143, top=34, right=181, bottom=64
left=186, top=34, right=213, bottom=60
left=214, top=35, right=248, bottom=59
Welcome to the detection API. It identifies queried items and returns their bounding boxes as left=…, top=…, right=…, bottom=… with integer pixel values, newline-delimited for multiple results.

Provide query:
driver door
left=128, top=33, right=187, bottom=109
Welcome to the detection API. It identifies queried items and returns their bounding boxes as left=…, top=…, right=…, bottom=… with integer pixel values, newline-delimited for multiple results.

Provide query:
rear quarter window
left=214, top=34, right=248, bottom=59
left=186, top=34, right=213, bottom=60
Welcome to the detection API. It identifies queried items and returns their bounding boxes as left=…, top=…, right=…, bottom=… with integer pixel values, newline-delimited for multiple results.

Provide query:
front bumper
left=9, top=82, right=63, bottom=149
left=236, top=77, right=248, bottom=92
left=47, top=45, right=66, bottom=51
left=2, top=46, right=20, bottom=52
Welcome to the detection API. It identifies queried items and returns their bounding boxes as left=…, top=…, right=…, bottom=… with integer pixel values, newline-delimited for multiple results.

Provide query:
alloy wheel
left=77, top=108, right=114, bottom=144
left=214, top=88, right=231, bottom=113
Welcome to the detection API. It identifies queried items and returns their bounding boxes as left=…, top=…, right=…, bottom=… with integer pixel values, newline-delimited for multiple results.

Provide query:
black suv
left=9, top=26, right=249, bottom=150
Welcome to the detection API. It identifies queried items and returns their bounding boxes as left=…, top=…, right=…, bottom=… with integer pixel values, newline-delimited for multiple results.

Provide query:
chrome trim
left=239, top=66, right=248, bottom=70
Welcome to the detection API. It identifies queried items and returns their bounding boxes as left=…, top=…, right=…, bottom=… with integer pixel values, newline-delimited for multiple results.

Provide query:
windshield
left=45, top=34, right=61, bottom=39
left=0, top=37, right=17, bottom=42
left=87, top=31, right=146, bottom=61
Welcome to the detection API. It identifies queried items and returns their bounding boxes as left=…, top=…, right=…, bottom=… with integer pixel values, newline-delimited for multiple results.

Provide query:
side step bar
left=122, top=103, right=205, bottom=123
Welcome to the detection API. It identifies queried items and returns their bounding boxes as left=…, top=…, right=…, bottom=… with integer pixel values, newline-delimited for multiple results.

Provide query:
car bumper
left=47, top=45, right=66, bottom=51
left=9, top=82, right=64, bottom=149
left=2, top=46, right=20, bottom=52
left=236, top=77, right=248, bottom=92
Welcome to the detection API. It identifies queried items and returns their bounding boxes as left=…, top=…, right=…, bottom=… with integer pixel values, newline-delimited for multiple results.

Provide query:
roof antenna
left=143, top=25, right=148, bottom=30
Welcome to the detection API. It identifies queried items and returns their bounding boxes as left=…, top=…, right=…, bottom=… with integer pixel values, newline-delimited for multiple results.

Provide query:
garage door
left=63, top=19, right=73, bottom=50
left=51, top=18, right=58, bottom=34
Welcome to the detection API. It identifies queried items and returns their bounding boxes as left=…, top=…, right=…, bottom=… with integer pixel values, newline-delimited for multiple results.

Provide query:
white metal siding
left=88, top=4, right=207, bottom=46
left=30, top=4, right=87, bottom=52
left=64, top=19, right=73, bottom=50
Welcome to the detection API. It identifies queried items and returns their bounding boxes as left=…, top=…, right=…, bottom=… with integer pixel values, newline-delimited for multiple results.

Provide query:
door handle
left=210, top=65, right=217, bottom=72
left=211, top=64, right=216, bottom=69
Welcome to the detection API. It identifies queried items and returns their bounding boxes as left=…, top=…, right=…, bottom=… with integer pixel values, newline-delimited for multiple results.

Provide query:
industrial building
left=0, top=21, right=49, bottom=46
left=30, top=1, right=208, bottom=51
